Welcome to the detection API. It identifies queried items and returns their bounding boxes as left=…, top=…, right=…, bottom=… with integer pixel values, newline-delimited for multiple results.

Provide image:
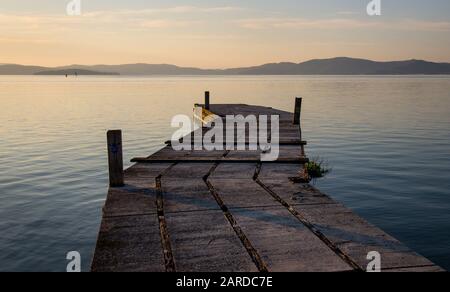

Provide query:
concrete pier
left=91, top=100, right=443, bottom=272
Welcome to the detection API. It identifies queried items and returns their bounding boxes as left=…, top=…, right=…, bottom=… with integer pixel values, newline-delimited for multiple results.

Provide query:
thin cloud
left=0, top=37, right=56, bottom=44
left=0, top=10, right=207, bottom=33
left=236, top=17, right=450, bottom=32
left=400, top=19, right=450, bottom=32
left=84, top=6, right=241, bottom=17
left=163, top=6, right=240, bottom=13
left=139, top=19, right=202, bottom=29
left=336, top=11, right=360, bottom=16
left=236, top=18, right=377, bottom=30
left=0, top=5, right=240, bottom=32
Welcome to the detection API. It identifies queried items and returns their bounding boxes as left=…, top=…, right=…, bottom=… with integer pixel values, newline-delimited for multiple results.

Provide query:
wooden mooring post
left=293, top=97, right=305, bottom=157
left=293, top=97, right=302, bottom=125
left=205, top=91, right=210, bottom=110
left=107, top=130, right=124, bottom=187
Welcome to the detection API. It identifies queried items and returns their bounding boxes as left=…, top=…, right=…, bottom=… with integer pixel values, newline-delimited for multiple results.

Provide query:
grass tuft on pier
left=305, top=158, right=330, bottom=179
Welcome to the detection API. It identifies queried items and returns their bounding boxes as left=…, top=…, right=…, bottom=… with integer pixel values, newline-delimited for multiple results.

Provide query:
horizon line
left=2, top=56, right=450, bottom=70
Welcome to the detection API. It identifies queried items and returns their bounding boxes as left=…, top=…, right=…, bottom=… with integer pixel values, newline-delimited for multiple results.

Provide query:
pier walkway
left=91, top=97, right=443, bottom=272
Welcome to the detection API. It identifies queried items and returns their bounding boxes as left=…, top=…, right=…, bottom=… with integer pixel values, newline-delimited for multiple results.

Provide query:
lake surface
left=0, top=75, right=449, bottom=271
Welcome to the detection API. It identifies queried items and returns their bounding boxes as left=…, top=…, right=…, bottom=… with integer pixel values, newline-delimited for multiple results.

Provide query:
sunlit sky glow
left=1, top=0, right=450, bottom=67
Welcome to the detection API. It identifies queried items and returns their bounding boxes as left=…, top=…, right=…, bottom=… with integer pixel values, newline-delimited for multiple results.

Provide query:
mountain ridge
left=34, top=69, right=120, bottom=76
left=1, top=57, right=450, bottom=75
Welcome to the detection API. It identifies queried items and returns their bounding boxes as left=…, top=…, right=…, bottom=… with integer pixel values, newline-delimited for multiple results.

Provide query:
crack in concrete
left=203, top=152, right=269, bottom=272
left=253, top=163, right=364, bottom=272
left=155, top=163, right=178, bottom=272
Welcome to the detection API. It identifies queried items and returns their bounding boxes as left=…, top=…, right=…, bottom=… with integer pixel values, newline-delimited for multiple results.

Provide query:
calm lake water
left=0, top=75, right=449, bottom=271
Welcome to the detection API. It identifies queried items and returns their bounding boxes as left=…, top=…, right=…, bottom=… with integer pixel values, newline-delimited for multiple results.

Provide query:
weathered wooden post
left=107, top=130, right=124, bottom=187
left=205, top=91, right=210, bottom=110
left=293, top=97, right=302, bottom=125
left=293, top=97, right=305, bottom=157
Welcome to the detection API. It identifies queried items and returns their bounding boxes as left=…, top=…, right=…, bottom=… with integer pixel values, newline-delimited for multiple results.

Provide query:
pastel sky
left=1, top=0, right=450, bottom=67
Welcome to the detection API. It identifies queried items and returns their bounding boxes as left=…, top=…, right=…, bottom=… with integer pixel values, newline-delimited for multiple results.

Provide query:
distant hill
left=56, top=64, right=217, bottom=75
left=0, top=64, right=50, bottom=75
left=222, top=58, right=450, bottom=75
left=34, top=69, right=119, bottom=76
left=1, top=57, right=450, bottom=75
